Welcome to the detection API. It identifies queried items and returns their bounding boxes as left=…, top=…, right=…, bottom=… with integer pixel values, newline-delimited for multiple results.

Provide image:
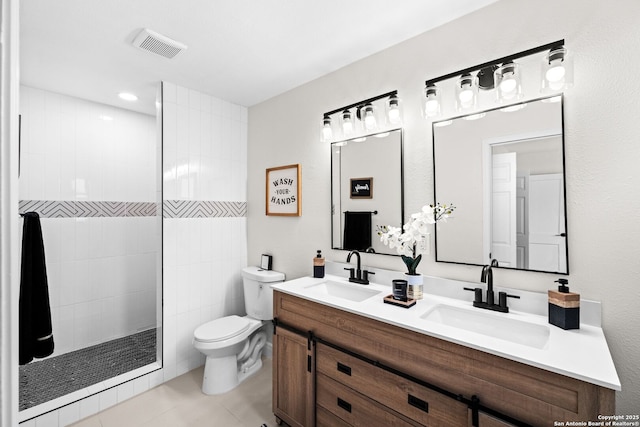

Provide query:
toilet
left=193, top=266, right=284, bottom=395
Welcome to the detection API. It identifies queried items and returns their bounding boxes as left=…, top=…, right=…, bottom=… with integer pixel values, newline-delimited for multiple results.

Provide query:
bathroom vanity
left=271, top=271, right=619, bottom=426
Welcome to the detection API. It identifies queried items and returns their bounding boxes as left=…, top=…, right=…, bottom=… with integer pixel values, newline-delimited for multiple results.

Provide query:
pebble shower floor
left=19, top=328, right=156, bottom=411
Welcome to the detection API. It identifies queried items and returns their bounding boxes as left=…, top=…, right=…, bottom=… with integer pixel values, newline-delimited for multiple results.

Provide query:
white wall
left=19, top=87, right=158, bottom=356
left=161, top=82, right=249, bottom=378
left=247, top=0, right=640, bottom=413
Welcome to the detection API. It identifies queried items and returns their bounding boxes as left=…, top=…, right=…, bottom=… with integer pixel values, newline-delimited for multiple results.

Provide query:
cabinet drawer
left=317, top=373, right=417, bottom=427
left=317, top=342, right=468, bottom=426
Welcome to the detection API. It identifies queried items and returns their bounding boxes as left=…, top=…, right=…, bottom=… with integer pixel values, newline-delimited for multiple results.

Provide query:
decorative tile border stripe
left=163, top=200, right=247, bottom=218
left=19, top=200, right=159, bottom=218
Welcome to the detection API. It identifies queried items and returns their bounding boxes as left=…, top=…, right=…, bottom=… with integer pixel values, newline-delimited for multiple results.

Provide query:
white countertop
left=272, top=272, right=621, bottom=391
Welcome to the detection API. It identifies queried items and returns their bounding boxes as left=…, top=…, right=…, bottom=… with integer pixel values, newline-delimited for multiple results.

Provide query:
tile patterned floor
left=20, top=329, right=156, bottom=411
left=70, top=358, right=278, bottom=427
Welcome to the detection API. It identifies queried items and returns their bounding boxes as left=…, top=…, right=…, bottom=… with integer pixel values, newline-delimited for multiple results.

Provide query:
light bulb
left=500, top=76, right=517, bottom=94
left=364, top=109, right=376, bottom=130
left=343, top=121, right=353, bottom=135
left=425, top=99, right=439, bottom=115
left=387, top=94, right=402, bottom=124
left=388, top=107, right=400, bottom=123
left=456, top=75, right=476, bottom=111
left=321, top=116, right=333, bottom=141
left=546, top=63, right=566, bottom=90
left=322, top=124, right=332, bottom=141
left=424, top=84, right=440, bottom=117
left=458, top=87, right=474, bottom=104
left=342, top=110, right=353, bottom=136
left=546, top=63, right=566, bottom=82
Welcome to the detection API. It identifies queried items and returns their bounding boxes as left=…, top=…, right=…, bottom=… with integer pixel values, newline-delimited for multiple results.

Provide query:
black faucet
left=344, top=250, right=375, bottom=285
left=481, top=264, right=495, bottom=306
left=464, top=260, right=520, bottom=313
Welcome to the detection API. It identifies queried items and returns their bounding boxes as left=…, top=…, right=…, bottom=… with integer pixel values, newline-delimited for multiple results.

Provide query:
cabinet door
left=273, top=325, right=314, bottom=427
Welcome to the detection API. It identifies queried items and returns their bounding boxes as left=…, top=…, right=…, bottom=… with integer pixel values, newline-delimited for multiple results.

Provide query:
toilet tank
left=241, top=266, right=285, bottom=320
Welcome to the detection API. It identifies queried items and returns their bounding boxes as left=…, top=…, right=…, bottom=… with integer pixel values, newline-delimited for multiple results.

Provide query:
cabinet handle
left=337, top=397, right=352, bottom=413
left=408, top=394, right=429, bottom=413
left=337, top=362, right=352, bottom=376
left=307, top=355, right=311, bottom=372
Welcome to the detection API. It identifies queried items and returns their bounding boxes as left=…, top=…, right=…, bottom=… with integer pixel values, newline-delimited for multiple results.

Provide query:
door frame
left=482, top=128, right=562, bottom=265
left=1, top=0, right=21, bottom=425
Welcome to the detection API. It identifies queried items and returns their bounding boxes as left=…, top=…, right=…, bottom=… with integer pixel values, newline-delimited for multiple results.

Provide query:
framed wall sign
left=350, top=177, right=373, bottom=199
left=266, top=164, right=301, bottom=216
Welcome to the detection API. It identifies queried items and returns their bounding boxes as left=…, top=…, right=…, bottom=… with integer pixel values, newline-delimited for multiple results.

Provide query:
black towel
left=343, top=211, right=372, bottom=251
left=19, top=212, right=54, bottom=365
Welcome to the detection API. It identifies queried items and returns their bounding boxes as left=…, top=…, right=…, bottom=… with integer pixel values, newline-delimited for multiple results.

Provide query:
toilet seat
left=194, top=315, right=253, bottom=343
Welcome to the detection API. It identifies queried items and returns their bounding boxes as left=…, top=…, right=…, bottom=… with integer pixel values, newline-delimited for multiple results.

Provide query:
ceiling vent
left=132, top=28, right=187, bottom=59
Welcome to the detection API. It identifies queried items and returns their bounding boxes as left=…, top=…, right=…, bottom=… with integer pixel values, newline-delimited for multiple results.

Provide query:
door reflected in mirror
left=433, top=96, right=568, bottom=273
left=331, top=129, right=404, bottom=255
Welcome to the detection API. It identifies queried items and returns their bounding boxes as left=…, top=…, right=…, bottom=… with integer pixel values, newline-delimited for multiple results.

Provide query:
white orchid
left=377, top=203, right=456, bottom=275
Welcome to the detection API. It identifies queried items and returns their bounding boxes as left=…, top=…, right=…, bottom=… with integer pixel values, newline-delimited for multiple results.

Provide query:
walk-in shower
left=17, top=85, right=162, bottom=418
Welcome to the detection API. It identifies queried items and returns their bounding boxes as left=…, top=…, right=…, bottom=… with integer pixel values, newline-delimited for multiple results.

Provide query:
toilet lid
left=194, top=315, right=251, bottom=343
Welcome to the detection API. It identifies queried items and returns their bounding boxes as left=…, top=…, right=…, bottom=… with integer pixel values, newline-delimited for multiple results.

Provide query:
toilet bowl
left=193, top=266, right=285, bottom=395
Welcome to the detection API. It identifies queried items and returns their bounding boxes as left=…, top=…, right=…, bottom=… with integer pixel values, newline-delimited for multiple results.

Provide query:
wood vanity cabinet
left=273, top=291, right=615, bottom=426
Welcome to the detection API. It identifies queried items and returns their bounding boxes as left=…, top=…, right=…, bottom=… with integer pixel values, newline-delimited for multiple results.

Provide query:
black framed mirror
left=433, top=96, right=568, bottom=273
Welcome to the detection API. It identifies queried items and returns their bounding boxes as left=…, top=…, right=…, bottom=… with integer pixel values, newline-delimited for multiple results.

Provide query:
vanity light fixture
left=320, top=90, right=399, bottom=142
left=423, top=40, right=570, bottom=120
left=542, top=45, right=573, bottom=92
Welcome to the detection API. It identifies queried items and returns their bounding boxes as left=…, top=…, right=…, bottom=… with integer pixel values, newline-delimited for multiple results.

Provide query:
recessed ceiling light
left=118, top=92, right=138, bottom=102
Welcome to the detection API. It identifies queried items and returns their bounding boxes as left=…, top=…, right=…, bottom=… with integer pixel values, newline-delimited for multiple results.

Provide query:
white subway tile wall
left=20, top=82, right=249, bottom=426
left=162, top=81, right=248, bottom=379
left=19, top=86, right=158, bottom=357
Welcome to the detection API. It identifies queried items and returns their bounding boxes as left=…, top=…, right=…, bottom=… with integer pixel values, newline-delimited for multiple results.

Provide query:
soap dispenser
left=548, top=278, right=580, bottom=330
left=313, top=250, right=325, bottom=278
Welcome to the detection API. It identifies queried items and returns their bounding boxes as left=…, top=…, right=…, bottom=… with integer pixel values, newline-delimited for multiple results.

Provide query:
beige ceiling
left=19, top=0, right=498, bottom=115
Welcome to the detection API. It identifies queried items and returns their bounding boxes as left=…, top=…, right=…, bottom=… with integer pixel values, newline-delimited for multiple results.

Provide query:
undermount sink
left=420, top=304, right=550, bottom=349
left=304, top=280, right=381, bottom=303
